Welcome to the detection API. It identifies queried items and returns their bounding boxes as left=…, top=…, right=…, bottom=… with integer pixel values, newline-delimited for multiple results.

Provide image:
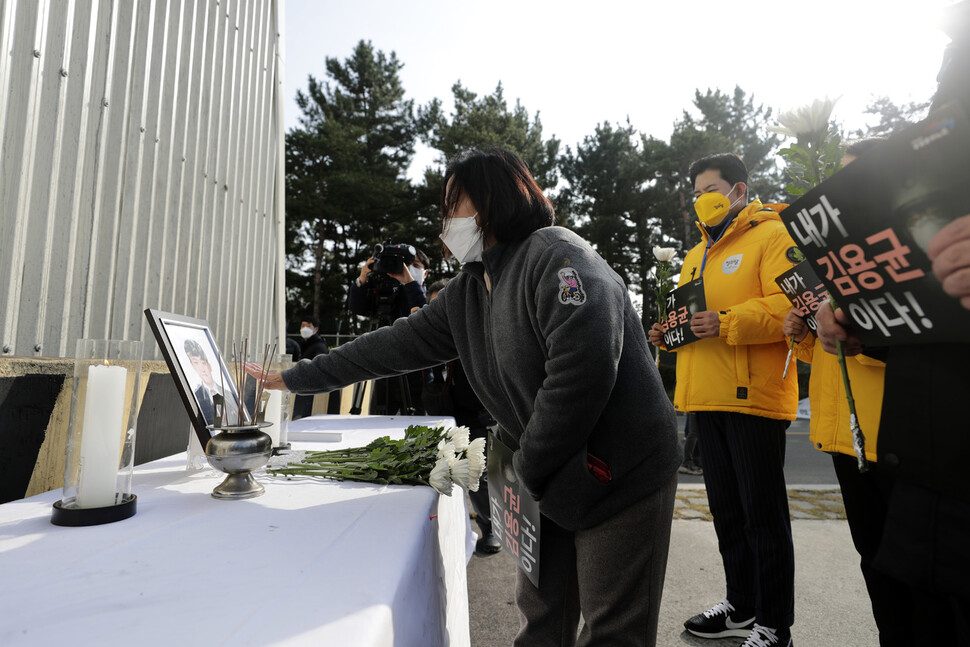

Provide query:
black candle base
left=272, top=443, right=292, bottom=455
left=51, top=494, right=137, bottom=526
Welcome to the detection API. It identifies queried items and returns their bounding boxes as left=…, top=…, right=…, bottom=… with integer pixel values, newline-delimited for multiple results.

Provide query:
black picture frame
left=144, top=309, right=245, bottom=449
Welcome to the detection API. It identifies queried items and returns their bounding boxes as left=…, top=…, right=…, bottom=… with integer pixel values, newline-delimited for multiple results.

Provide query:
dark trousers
left=872, top=480, right=970, bottom=645
left=683, top=413, right=700, bottom=467
left=832, top=453, right=915, bottom=646
left=513, top=474, right=677, bottom=647
left=695, top=411, right=794, bottom=629
left=469, top=474, right=492, bottom=535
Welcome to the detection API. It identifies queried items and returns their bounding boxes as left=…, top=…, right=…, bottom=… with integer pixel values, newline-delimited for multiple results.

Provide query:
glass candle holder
left=274, top=355, right=294, bottom=451
left=52, top=339, right=143, bottom=526
left=260, top=354, right=293, bottom=451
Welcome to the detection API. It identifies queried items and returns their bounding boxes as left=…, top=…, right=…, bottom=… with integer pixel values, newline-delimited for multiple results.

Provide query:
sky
left=283, top=0, right=954, bottom=178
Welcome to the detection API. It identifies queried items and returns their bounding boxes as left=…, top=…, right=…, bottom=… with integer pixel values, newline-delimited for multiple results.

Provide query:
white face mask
left=300, top=326, right=314, bottom=339
left=408, top=265, right=426, bottom=286
left=439, top=214, right=483, bottom=264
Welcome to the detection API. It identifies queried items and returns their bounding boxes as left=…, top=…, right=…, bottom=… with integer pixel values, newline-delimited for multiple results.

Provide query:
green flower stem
left=829, top=300, right=869, bottom=473
left=267, top=424, right=452, bottom=484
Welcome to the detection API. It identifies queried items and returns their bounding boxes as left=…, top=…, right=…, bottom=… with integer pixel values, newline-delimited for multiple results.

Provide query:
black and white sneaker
left=683, top=598, right=755, bottom=638
left=740, top=624, right=792, bottom=647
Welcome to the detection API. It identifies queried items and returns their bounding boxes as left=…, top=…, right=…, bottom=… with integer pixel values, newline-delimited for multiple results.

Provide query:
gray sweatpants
left=513, top=473, right=677, bottom=647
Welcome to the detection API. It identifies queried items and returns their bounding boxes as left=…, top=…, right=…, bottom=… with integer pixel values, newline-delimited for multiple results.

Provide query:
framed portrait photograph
left=144, top=309, right=248, bottom=448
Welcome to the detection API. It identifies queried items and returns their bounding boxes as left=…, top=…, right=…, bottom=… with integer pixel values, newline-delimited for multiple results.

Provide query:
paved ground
left=466, top=486, right=877, bottom=646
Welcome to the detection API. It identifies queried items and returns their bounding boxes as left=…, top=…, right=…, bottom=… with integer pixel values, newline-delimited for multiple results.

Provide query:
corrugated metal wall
left=0, top=0, right=285, bottom=360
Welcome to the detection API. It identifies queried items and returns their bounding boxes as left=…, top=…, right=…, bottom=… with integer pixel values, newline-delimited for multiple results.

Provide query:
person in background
left=285, top=335, right=301, bottom=363
left=350, top=248, right=430, bottom=415
left=250, top=147, right=681, bottom=647
left=785, top=138, right=915, bottom=645
left=649, top=153, right=799, bottom=647
left=350, top=247, right=429, bottom=319
left=292, top=316, right=328, bottom=420
left=298, top=316, right=329, bottom=359
left=679, top=413, right=702, bottom=476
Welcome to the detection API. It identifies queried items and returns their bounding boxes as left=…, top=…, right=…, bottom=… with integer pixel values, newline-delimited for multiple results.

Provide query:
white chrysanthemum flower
left=653, top=246, right=676, bottom=262
left=465, top=437, right=486, bottom=489
left=447, top=426, right=471, bottom=452
left=766, top=124, right=796, bottom=137
left=449, top=458, right=472, bottom=491
left=769, top=97, right=840, bottom=139
left=436, top=439, right=457, bottom=463
left=429, top=458, right=453, bottom=496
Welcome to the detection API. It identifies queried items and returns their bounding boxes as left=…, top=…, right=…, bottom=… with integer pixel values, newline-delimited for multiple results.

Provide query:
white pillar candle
left=264, top=390, right=282, bottom=447
left=77, top=363, right=127, bottom=508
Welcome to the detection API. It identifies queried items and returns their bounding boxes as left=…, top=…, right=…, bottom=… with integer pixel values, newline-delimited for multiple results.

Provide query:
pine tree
left=285, top=40, right=417, bottom=333
left=669, top=86, right=784, bottom=247
left=414, top=83, right=562, bottom=277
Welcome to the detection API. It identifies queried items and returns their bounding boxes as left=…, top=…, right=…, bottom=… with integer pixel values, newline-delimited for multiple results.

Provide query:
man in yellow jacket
left=649, top=153, right=798, bottom=647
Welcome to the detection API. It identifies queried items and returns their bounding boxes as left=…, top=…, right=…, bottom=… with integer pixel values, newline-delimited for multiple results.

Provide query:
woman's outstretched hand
left=244, top=362, right=288, bottom=391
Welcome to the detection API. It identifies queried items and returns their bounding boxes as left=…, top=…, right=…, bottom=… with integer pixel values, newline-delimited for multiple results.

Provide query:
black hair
left=301, top=315, right=320, bottom=329
left=426, top=278, right=450, bottom=296
left=441, top=147, right=555, bottom=245
left=413, top=248, right=430, bottom=268
left=688, top=153, right=749, bottom=189
left=844, top=137, right=887, bottom=158
left=183, top=339, right=206, bottom=361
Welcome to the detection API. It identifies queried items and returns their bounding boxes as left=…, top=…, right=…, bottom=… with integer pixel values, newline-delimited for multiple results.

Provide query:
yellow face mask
left=694, top=186, right=741, bottom=226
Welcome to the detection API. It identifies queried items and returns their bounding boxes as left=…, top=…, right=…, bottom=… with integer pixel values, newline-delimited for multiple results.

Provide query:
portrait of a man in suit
left=184, top=338, right=223, bottom=426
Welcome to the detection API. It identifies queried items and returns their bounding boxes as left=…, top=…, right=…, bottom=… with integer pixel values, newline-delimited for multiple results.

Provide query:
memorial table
left=0, top=415, right=472, bottom=647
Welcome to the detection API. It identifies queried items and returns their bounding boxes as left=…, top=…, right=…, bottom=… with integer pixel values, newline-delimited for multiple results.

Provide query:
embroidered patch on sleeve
left=557, top=267, right=586, bottom=306
left=785, top=246, right=806, bottom=264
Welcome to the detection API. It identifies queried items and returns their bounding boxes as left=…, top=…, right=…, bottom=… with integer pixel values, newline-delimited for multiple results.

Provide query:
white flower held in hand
left=653, top=246, right=676, bottom=262
left=768, top=97, right=839, bottom=139
left=429, top=458, right=454, bottom=496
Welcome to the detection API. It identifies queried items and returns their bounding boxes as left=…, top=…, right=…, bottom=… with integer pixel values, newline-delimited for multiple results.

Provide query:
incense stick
left=252, top=342, right=278, bottom=422
left=228, top=339, right=279, bottom=426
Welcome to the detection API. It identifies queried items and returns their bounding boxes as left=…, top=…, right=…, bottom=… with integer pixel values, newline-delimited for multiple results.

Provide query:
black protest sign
left=775, top=261, right=827, bottom=336
left=661, top=279, right=706, bottom=350
left=487, top=433, right=540, bottom=587
left=780, top=101, right=970, bottom=345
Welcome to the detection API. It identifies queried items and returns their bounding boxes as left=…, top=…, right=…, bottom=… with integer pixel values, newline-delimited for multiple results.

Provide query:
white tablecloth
left=0, top=415, right=472, bottom=647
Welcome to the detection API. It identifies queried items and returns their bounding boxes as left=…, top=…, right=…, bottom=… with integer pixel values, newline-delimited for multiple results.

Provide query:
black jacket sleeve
left=401, top=282, right=427, bottom=312
left=348, top=280, right=372, bottom=316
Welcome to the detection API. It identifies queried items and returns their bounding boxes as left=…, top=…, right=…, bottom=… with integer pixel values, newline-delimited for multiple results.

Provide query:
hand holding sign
left=779, top=102, right=970, bottom=345
left=783, top=309, right=810, bottom=343
left=689, top=311, right=721, bottom=338
left=775, top=261, right=827, bottom=336
left=817, top=300, right=864, bottom=357
left=928, top=213, right=970, bottom=310
left=659, top=279, right=707, bottom=350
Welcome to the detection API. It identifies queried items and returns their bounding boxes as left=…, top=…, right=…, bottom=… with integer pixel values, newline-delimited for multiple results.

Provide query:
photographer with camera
left=348, top=242, right=431, bottom=415
left=349, top=243, right=430, bottom=321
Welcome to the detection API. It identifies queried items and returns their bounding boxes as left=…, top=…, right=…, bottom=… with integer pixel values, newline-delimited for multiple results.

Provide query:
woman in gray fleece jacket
left=257, top=148, right=681, bottom=647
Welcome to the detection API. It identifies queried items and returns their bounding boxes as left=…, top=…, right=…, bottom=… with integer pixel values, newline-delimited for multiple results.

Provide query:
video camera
left=371, top=242, right=417, bottom=275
